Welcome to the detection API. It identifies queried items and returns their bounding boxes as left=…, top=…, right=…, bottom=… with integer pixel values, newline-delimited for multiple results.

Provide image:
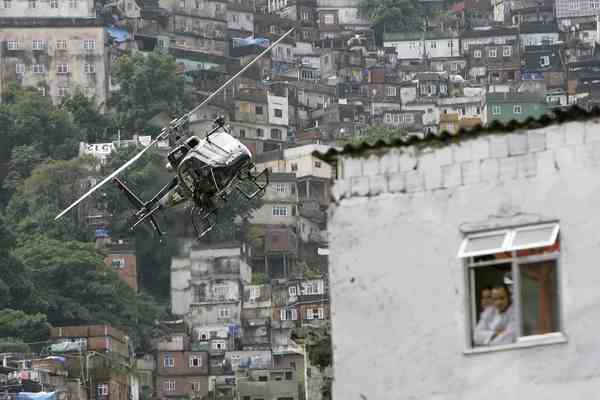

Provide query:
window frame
left=163, top=354, right=175, bottom=368
left=460, top=223, right=566, bottom=354
left=56, top=39, right=68, bottom=50
left=189, top=355, right=202, bottom=368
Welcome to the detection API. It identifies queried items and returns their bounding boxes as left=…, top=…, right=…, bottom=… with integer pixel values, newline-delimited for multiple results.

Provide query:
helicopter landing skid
left=190, top=206, right=217, bottom=239
left=236, top=166, right=269, bottom=200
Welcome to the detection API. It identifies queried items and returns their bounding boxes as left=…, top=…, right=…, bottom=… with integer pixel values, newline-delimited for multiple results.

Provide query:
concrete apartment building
left=0, top=0, right=108, bottom=104
left=324, top=116, right=600, bottom=399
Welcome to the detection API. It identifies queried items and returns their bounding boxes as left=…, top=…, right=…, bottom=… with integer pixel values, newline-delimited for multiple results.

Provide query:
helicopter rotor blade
left=54, top=28, right=295, bottom=221
left=54, top=130, right=169, bottom=221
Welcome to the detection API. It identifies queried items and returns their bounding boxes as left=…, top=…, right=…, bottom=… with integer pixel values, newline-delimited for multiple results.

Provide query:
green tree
left=0, top=84, right=79, bottom=161
left=0, top=309, right=50, bottom=343
left=62, top=92, right=114, bottom=143
left=2, top=145, right=48, bottom=201
left=4, top=157, right=98, bottom=243
left=13, top=235, right=165, bottom=351
left=110, top=51, right=193, bottom=135
left=358, top=0, right=427, bottom=33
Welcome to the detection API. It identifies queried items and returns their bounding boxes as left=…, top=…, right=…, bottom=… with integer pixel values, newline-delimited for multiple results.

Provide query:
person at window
left=478, top=286, right=494, bottom=321
left=473, top=284, right=516, bottom=346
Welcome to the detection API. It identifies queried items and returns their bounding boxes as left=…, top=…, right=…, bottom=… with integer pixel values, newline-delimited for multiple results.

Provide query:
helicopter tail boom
left=112, top=176, right=168, bottom=236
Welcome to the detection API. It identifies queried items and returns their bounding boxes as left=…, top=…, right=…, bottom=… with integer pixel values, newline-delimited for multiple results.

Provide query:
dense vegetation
left=0, top=50, right=258, bottom=352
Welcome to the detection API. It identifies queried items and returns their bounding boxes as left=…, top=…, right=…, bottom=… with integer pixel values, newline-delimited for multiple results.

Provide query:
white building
left=268, top=94, right=290, bottom=126
left=0, top=21, right=108, bottom=104
left=324, top=117, right=600, bottom=399
left=0, top=0, right=96, bottom=18
left=384, top=31, right=461, bottom=61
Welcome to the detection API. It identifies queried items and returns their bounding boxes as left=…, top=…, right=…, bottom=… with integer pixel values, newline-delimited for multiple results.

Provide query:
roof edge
left=312, top=105, right=600, bottom=162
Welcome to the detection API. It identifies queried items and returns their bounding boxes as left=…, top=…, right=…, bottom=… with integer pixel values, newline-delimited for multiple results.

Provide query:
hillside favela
left=0, top=0, right=597, bottom=398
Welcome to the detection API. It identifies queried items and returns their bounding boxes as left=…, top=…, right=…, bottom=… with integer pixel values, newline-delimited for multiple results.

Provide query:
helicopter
left=55, top=28, right=295, bottom=238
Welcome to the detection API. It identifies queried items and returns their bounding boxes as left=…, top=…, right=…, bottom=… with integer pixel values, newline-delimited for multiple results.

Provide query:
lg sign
left=84, top=143, right=114, bottom=155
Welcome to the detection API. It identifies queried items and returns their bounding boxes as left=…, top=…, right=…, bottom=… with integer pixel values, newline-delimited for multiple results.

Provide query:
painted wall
left=0, top=26, right=107, bottom=104
left=328, top=119, right=600, bottom=400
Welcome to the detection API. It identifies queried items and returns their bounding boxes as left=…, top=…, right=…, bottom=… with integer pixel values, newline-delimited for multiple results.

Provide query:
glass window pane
left=510, top=224, right=558, bottom=251
left=519, top=260, right=560, bottom=336
left=459, top=231, right=508, bottom=257
left=470, top=263, right=516, bottom=347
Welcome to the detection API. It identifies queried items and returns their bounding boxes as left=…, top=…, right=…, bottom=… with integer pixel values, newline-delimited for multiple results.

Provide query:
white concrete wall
left=328, top=119, right=600, bottom=400
left=385, top=38, right=460, bottom=60
left=268, top=94, right=289, bottom=126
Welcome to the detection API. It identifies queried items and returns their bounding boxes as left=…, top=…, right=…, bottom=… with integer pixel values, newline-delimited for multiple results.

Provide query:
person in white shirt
left=473, top=284, right=517, bottom=346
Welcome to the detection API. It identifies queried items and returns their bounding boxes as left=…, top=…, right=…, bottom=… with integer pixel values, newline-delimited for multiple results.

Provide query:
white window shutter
left=280, top=309, right=286, bottom=321
left=318, top=308, right=324, bottom=320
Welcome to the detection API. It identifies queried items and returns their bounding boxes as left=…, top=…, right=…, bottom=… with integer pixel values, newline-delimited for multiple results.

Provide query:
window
left=218, top=308, right=230, bottom=318
left=57, top=87, right=67, bottom=97
left=189, top=355, right=202, bottom=368
left=503, top=46, right=511, bottom=57
left=163, top=380, right=175, bottom=392
left=288, top=286, right=297, bottom=296
left=274, top=108, right=283, bottom=118
left=239, top=129, right=246, bottom=138
left=111, top=258, right=125, bottom=268
left=430, top=41, right=437, bottom=48
left=213, top=285, right=228, bottom=298
left=302, top=280, right=324, bottom=295
left=386, top=86, right=397, bottom=97
left=488, top=48, right=497, bottom=58
left=84, top=63, right=96, bottom=74
left=97, top=384, right=108, bottom=396
left=57, top=63, right=69, bottom=74
left=305, top=307, right=325, bottom=320
left=255, top=105, right=263, bottom=115
left=291, top=163, right=298, bottom=172
left=491, top=105, right=501, bottom=116
left=50, top=0, right=58, bottom=7
left=3, top=0, right=11, bottom=8
left=459, top=223, right=562, bottom=349
left=404, top=113, right=414, bottom=124
left=275, top=183, right=287, bottom=193
left=163, top=354, right=174, bottom=368
left=323, top=14, right=334, bottom=24
left=249, top=286, right=261, bottom=300
left=193, top=286, right=203, bottom=302
left=83, top=39, right=96, bottom=50
left=280, top=308, right=297, bottom=320
left=257, top=128, right=264, bottom=137
left=272, top=206, right=288, bottom=216
left=270, top=128, right=282, bottom=140
left=7, top=40, right=18, bottom=50
left=56, top=39, right=68, bottom=49
left=29, top=0, right=36, bottom=8
left=33, top=64, right=45, bottom=74
left=540, top=56, right=550, bottom=67
left=15, top=63, right=25, bottom=75
left=192, top=382, right=202, bottom=392
left=568, top=0, right=578, bottom=8
left=474, top=50, right=482, bottom=58
left=32, top=40, right=46, bottom=50
left=301, top=10, right=310, bottom=20
left=270, top=25, right=277, bottom=34
left=212, top=340, right=226, bottom=350
left=314, top=161, right=321, bottom=168
left=591, top=0, right=600, bottom=7
left=513, top=105, right=522, bottom=114
left=69, top=0, right=76, bottom=7
left=451, top=63, right=458, bottom=72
